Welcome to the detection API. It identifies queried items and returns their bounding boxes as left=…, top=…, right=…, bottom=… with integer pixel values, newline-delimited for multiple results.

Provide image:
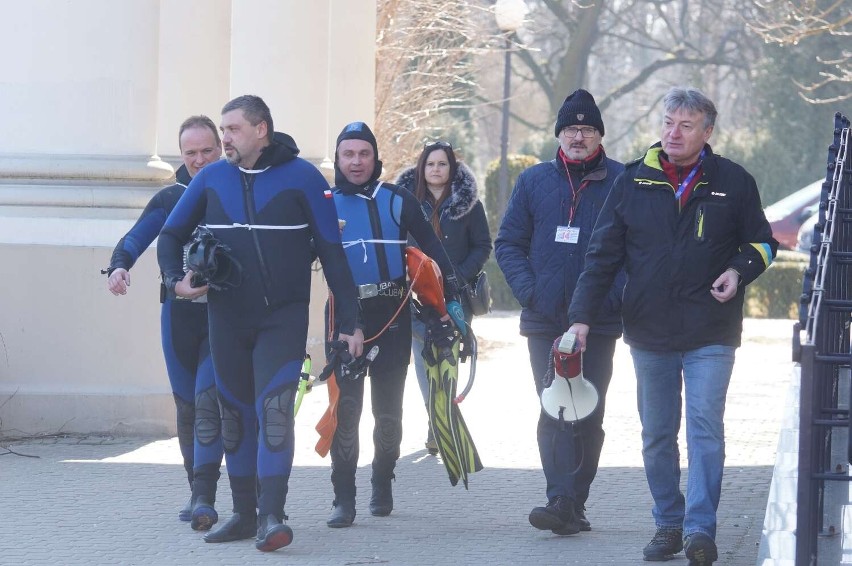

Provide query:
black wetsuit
left=158, top=134, right=359, bottom=521
left=330, top=176, right=458, bottom=504
left=107, top=164, right=223, bottom=505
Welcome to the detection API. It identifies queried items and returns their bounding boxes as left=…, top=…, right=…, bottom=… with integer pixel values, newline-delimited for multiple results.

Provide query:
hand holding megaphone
left=540, top=330, right=600, bottom=422
left=565, top=323, right=590, bottom=352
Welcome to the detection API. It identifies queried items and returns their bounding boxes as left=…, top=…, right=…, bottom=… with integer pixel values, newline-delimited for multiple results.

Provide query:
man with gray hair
left=566, top=87, right=777, bottom=565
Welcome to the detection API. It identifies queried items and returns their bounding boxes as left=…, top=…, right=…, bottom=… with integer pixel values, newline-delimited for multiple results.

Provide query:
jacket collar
left=642, top=142, right=715, bottom=172
left=175, top=164, right=192, bottom=186
left=395, top=162, right=479, bottom=221
left=550, top=146, right=611, bottom=183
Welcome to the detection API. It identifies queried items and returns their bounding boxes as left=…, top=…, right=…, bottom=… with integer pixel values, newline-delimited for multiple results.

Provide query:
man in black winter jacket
left=496, top=89, right=624, bottom=537
left=567, top=87, right=778, bottom=566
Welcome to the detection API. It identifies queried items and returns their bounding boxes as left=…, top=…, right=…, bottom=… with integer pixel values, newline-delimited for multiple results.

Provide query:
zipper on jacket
left=694, top=204, right=705, bottom=240
left=241, top=172, right=272, bottom=306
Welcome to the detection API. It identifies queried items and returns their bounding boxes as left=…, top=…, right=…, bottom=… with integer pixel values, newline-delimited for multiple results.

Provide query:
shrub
left=483, top=154, right=539, bottom=310
left=744, top=250, right=808, bottom=319
left=483, top=154, right=541, bottom=239
left=483, top=257, right=520, bottom=311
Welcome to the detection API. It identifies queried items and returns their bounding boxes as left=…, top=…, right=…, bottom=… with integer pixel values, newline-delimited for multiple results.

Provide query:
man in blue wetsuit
left=105, top=115, right=224, bottom=527
left=158, top=95, right=363, bottom=553
left=325, top=122, right=462, bottom=528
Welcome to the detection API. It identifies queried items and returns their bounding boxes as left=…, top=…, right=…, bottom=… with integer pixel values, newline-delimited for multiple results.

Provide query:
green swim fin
left=425, top=319, right=483, bottom=488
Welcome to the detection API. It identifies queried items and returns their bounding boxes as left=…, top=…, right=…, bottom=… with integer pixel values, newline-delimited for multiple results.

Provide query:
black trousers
left=330, top=296, right=411, bottom=502
left=528, top=332, right=617, bottom=505
left=209, top=301, right=308, bottom=518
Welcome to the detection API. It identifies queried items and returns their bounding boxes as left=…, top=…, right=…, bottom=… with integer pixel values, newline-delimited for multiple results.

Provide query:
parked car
left=764, top=179, right=823, bottom=250
left=797, top=211, right=821, bottom=253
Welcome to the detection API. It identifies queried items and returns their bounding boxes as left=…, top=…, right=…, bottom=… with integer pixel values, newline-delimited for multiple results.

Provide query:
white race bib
left=555, top=226, right=580, bottom=244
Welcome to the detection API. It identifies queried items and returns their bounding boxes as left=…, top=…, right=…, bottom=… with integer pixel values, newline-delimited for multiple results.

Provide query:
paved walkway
left=0, top=313, right=793, bottom=565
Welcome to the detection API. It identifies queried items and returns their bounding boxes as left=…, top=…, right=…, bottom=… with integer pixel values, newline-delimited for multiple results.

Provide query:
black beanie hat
left=554, top=89, right=604, bottom=137
left=336, top=121, right=379, bottom=158
left=334, top=121, right=383, bottom=189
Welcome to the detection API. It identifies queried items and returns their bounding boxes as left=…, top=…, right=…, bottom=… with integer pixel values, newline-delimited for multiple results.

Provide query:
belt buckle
left=358, top=283, right=378, bottom=299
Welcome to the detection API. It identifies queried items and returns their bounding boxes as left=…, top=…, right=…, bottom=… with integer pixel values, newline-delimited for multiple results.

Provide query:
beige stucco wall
left=0, top=0, right=376, bottom=437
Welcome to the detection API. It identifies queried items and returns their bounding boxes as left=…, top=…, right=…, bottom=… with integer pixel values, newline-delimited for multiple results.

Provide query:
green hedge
left=483, top=154, right=540, bottom=310
left=484, top=256, right=520, bottom=311
left=483, top=154, right=540, bottom=239
left=744, top=250, right=808, bottom=319
left=489, top=245, right=808, bottom=319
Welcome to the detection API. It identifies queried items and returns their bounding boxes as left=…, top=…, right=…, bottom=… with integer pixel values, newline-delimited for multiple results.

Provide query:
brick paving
left=0, top=313, right=792, bottom=565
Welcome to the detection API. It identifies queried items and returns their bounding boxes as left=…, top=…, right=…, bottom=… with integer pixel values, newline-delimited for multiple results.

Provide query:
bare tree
left=747, top=0, right=851, bottom=102
left=374, top=0, right=497, bottom=176
left=511, top=0, right=758, bottom=130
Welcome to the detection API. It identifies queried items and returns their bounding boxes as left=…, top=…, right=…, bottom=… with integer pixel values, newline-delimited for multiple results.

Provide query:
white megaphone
left=540, top=332, right=599, bottom=422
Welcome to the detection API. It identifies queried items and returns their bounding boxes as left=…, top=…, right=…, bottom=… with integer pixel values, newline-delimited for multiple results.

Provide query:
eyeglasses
left=424, top=140, right=453, bottom=150
left=561, top=126, right=598, bottom=138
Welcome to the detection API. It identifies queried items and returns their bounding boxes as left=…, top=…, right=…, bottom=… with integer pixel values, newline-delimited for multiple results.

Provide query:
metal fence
left=794, top=112, right=852, bottom=565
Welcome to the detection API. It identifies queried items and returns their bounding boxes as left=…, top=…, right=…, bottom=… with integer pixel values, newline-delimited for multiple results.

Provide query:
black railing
left=794, top=112, right=852, bottom=565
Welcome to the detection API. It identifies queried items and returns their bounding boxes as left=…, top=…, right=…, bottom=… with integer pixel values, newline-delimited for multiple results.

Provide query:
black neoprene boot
left=178, top=497, right=192, bottom=522
left=369, top=479, right=393, bottom=517
left=255, top=514, right=293, bottom=552
left=203, top=512, right=257, bottom=543
left=326, top=500, right=356, bottom=528
left=190, top=495, right=218, bottom=531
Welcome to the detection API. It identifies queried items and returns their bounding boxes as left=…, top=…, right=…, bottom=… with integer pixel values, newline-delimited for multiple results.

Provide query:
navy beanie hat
left=336, top=121, right=379, bottom=158
left=554, top=89, right=605, bottom=137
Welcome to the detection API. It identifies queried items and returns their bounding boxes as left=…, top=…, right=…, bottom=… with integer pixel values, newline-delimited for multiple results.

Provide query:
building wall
left=0, top=0, right=376, bottom=437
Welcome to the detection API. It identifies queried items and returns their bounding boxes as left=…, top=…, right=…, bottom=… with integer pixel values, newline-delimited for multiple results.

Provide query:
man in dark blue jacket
left=567, top=87, right=777, bottom=565
left=496, top=89, right=624, bottom=536
left=159, top=95, right=363, bottom=552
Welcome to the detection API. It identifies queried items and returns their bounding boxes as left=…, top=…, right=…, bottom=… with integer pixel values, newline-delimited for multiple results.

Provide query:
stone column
left=325, top=1, right=377, bottom=163
left=0, top=1, right=378, bottom=436
left=0, top=1, right=175, bottom=436
left=229, top=0, right=376, bottom=165
left=0, top=0, right=171, bottom=186
left=156, top=0, right=232, bottom=161
left=229, top=0, right=377, bottom=362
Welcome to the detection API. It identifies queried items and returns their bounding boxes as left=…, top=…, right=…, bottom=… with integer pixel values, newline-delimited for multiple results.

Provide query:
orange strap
left=315, top=247, right=440, bottom=457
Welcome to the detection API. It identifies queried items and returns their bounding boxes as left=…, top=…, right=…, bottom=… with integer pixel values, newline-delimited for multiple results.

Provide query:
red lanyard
left=566, top=172, right=589, bottom=226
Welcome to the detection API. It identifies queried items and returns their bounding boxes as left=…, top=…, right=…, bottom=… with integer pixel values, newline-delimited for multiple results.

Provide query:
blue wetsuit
left=158, top=135, right=359, bottom=521
left=107, top=164, right=223, bottom=507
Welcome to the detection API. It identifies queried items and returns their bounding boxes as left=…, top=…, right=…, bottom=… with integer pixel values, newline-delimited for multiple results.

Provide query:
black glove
left=319, top=340, right=379, bottom=381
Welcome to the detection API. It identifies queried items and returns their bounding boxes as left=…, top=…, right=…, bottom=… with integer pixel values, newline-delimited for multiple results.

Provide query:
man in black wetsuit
left=105, top=116, right=224, bottom=527
left=325, top=122, right=462, bottom=528
left=158, top=95, right=363, bottom=552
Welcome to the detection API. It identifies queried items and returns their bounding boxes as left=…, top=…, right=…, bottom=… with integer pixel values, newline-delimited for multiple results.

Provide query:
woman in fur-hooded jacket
left=396, top=146, right=491, bottom=287
left=396, top=142, right=492, bottom=452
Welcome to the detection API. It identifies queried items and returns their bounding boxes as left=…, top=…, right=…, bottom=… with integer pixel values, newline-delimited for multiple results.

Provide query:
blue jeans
left=630, top=345, right=736, bottom=539
left=411, top=315, right=430, bottom=405
left=528, top=333, right=616, bottom=504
